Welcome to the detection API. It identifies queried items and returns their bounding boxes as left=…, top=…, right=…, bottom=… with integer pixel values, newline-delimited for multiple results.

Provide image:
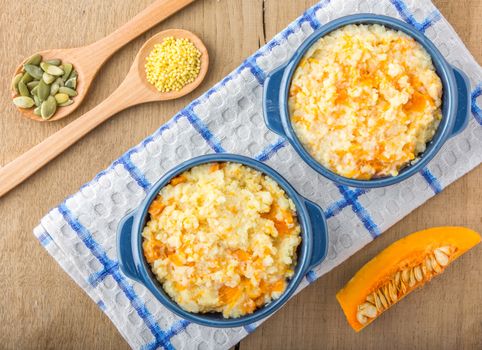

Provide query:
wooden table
left=0, top=1, right=480, bottom=349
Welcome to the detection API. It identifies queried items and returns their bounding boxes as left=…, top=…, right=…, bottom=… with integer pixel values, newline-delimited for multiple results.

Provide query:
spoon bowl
left=0, top=29, right=209, bottom=198
left=136, top=29, right=209, bottom=101
left=12, top=47, right=89, bottom=122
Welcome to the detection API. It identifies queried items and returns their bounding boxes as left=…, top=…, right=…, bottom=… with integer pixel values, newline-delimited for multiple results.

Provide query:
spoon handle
left=86, top=0, right=195, bottom=64
left=0, top=76, right=145, bottom=198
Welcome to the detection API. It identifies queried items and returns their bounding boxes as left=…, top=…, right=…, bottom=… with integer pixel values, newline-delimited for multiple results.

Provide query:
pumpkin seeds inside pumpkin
left=355, top=245, right=458, bottom=327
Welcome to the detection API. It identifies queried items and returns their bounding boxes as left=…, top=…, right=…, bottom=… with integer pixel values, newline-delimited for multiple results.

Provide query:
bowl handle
left=449, top=66, right=471, bottom=137
left=303, top=198, right=329, bottom=269
left=263, top=63, right=289, bottom=137
left=117, top=211, right=143, bottom=283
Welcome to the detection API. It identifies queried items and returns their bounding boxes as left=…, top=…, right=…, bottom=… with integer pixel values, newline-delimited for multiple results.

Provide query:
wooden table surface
left=0, top=0, right=480, bottom=349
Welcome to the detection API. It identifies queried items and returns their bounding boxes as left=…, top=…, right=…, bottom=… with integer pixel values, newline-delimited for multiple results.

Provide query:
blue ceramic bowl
left=263, top=14, right=471, bottom=188
left=117, top=154, right=328, bottom=328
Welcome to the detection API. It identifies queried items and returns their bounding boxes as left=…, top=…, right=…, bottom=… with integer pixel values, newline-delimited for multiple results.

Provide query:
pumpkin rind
left=336, top=226, right=481, bottom=332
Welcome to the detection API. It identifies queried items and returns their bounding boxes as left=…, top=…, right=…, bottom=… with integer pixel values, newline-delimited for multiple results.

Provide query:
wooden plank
left=0, top=0, right=480, bottom=349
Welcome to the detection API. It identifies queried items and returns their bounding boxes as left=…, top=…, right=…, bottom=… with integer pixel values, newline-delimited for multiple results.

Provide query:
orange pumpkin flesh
left=336, top=227, right=481, bottom=332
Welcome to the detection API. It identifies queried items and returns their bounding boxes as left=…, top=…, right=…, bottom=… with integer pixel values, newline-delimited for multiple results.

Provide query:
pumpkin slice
left=336, top=226, right=480, bottom=332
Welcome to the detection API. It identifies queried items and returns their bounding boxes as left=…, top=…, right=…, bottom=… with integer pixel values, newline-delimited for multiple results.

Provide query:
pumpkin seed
left=430, top=255, right=442, bottom=273
left=65, top=77, right=77, bottom=89
left=25, top=53, right=42, bottom=66
left=33, top=95, right=41, bottom=107
left=408, top=269, right=416, bottom=287
left=40, top=62, right=64, bottom=76
left=366, top=294, right=375, bottom=304
left=69, top=69, right=78, bottom=79
left=356, top=311, right=367, bottom=325
left=55, top=77, right=64, bottom=87
left=37, top=79, right=50, bottom=101
left=58, top=99, right=74, bottom=107
left=18, top=81, right=30, bottom=97
left=377, top=290, right=388, bottom=309
left=425, top=256, right=433, bottom=272
left=373, top=292, right=382, bottom=311
left=11, top=73, right=23, bottom=93
left=434, top=249, right=449, bottom=266
left=34, top=106, right=42, bottom=116
left=59, top=86, right=77, bottom=97
left=61, top=63, right=73, bottom=81
left=45, top=58, right=61, bottom=66
left=42, top=72, right=56, bottom=84
left=50, top=83, right=60, bottom=96
left=40, top=96, right=57, bottom=120
left=27, top=80, right=39, bottom=89
left=414, top=266, right=423, bottom=282
left=54, top=93, right=69, bottom=104
left=13, top=96, right=35, bottom=108
left=388, top=282, right=398, bottom=302
left=30, top=85, right=39, bottom=96
left=21, top=72, right=33, bottom=84
left=358, top=302, right=377, bottom=318
left=23, top=64, right=44, bottom=80
left=401, top=269, right=410, bottom=283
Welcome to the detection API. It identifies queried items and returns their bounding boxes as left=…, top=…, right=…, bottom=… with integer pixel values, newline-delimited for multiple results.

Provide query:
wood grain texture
left=0, top=0, right=480, bottom=349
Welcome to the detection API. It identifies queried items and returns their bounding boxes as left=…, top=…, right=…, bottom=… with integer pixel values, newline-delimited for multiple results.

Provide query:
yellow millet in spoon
left=145, top=36, right=201, bottom=93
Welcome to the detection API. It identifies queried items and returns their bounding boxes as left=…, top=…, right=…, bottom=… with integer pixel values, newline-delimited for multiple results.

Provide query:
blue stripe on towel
left=324, top=189, right=368, bottom=218
left=420, top=167, right=442, bottom=194
left=255, top=138, right=288, bottom=161
left=181, top=107, right=226, bottom=153
left=97, top=300, right=107, bottom=311
left=37, top=231, right=53, bottom=246
left=337, top=185, right=380, bottom=238
left=117, top=155, right=151, bottom=191
left=58, top=204, right=178, bottom=350
left=390, top=0, right=441, bottom=32
left=471, top=83, right=482, bottom=125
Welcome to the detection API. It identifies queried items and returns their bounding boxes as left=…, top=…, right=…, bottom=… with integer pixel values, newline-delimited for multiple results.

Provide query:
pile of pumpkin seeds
left=11, top=54, right=78, bottom=120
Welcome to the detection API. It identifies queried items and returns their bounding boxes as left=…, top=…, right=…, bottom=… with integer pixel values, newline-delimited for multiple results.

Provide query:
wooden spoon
left=11, top=0, right=195, bottom=122
left=0, top=29, right=209, bottom=198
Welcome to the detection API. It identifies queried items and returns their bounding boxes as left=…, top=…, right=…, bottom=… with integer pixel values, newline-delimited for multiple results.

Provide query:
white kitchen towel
left=34, top=0, right=482, bottom=349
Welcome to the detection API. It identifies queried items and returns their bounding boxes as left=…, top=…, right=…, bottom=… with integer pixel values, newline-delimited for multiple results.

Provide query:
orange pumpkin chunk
left=336, top=227, right=480, bottom=332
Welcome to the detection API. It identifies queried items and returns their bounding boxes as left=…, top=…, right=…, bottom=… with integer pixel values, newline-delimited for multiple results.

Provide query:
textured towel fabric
left=34, top=0, right=482, bottom=349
